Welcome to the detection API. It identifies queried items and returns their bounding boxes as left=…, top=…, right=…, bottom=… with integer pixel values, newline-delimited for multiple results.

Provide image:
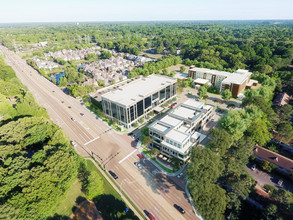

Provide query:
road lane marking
left=84, top=136, right=100, bottom=146
left=118, top=149, right=137, bottom=164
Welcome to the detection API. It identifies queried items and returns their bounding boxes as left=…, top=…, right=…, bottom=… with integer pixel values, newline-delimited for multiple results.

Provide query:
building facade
left=188, top=67, right=259, bottom=98
left=148, top=99, right=214, bottom=162
left=95, top=75, right=177, bottom=128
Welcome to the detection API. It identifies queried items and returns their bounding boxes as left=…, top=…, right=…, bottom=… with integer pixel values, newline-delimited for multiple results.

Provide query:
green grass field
left=55, top=179, right=85, bottom=217
left=54, top=159, right=141, bottom=219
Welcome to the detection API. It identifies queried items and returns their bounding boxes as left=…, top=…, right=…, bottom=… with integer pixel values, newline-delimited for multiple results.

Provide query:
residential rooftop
left=101, top=75, right=176, bottom=106
left=254, top=145, right=293, bottom=173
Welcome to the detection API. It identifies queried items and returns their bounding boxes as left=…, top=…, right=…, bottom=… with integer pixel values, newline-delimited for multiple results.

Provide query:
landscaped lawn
left=85, top=160, right=121, bottom=199
left=142, top=148, right=175, bottom=173
left=55, top=179, right=85, bottom=217
left=54, top=160, right=141, bottom=219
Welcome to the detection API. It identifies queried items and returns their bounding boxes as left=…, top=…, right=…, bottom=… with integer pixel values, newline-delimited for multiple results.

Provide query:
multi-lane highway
left=0, top=45, right=199, bottom=220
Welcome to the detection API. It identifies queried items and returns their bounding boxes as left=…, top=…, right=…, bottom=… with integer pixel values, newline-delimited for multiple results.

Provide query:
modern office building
left=92, top=75, right=177, bottom=128
left=148, top=99, right=214, bottom=162
left=188, top=67, right=259, bottom=98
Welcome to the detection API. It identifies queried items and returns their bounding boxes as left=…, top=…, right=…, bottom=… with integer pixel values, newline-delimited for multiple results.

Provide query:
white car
left=70, top=141, right=77, bottom=147
left=177, top=173, right=184, bottom=178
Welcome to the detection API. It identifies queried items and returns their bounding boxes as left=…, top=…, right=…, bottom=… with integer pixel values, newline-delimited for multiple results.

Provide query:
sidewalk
left=137, top=144, right=185, bottom=177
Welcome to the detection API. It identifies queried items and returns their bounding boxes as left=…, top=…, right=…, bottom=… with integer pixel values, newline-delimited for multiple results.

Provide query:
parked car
left=137, top=154, right=143, bottom=159
left=134, top=162, right=142, bottom=169
left=177, top=172, right=184, bottom=178
left=174, top=204, right=185, bottom=214
left=108, top=170, right=118, bottom=180
left=278, top=179, right=283, bottom=186
left=70, top=141, right=77, bottom=147
left=251, top=164, right=256, bottom=171
left=147, top=212, right=156, bottom=220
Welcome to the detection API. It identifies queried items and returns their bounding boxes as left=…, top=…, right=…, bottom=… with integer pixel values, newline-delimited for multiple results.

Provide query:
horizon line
left=0, top=18, right=293, bottom=25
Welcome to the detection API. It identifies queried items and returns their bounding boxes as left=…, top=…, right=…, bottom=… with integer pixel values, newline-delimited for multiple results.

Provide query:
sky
left=0, top=0, right=292, bottom=23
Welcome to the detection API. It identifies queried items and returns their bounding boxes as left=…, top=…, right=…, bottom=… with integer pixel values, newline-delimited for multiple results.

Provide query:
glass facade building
left=101, top=75, right=177, bottom=128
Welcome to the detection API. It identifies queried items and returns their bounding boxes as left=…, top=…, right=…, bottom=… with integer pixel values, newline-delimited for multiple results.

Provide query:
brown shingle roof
left=273, top=92, right=291, bottom=106
left=254, top=145, right=293, bottom=173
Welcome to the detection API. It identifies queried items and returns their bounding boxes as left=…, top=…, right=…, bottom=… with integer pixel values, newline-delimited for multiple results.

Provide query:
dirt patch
left=70, top=200, right=103, bottom=220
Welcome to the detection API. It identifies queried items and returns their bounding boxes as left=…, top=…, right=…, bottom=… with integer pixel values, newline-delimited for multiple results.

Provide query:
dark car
left=174, top=204, right=185, bottom=214
left=80, top=113, right=84, bottom=116
left=108, top=170, right=118, bottom=180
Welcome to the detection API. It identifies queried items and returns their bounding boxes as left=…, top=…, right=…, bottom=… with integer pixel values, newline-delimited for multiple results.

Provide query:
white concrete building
left=148, top=99, right=214, bottom=162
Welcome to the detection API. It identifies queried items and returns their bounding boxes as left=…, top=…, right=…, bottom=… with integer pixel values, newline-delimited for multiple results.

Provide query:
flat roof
left=165, top=129, right=189, bottom=143
left=101, top=75, right=176, bottom=106
left=184, top=99, right=204, bottom=108
left=189, top=67, right=231, bottom=77
left=172, top=106, right=198, bottom=120
left=194, top=78, right=210, bottom=85
left=191, top=132, right=206, bottom=143
left=152, top=123, right=170, bottom=133
left=221, top=72, right=249, bottom=85
left=160, top=115, right=182, bottom=127
left=190, top=67, right=253, bottom=85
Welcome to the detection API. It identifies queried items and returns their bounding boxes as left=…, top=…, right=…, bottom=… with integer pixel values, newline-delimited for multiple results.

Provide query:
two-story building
left=148, top=99, right=213, bottom=162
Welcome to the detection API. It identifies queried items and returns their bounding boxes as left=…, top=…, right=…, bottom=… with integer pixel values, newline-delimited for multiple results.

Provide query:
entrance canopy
left=153, top=106, right=164, bottom=113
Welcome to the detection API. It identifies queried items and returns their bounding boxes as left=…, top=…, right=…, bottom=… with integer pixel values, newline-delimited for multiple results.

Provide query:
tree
left=86, top=171, right=104, bottom=200
left=150, top=148, right=159, bottom=156
left=277, top=121, right=293, bottom=144
left=263, top=204, right=282, bottom=220
left=187, top=147, right=228, bottom=220
left=218, top=110, right=249, bottom=140
left=169, top=70, right=176, bottom=77
left=180, top=65, right=186, bottom=73
left=275, top=104, right=293, bottom=122
left=245, top=118, right=272, bottom=146
left=208, top=128, right=233, bottom=156
left=170, top=157, right=181, bottom=171
left=100, top=50, right=112, bottom=59
left=197, top=84, right=208, bottom=100
left=221, top=89, right=232, bottom=102
left=162, top=68, right=168, bottom=75
left=141, top=127, right=149, bottom=137
left=58, top=77, right=68, bottom=87
left=271, top=189, right=293, bottom=211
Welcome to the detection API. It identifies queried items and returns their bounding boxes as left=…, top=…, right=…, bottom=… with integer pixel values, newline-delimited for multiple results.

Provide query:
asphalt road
left=1, top=45, right=198, bottom=220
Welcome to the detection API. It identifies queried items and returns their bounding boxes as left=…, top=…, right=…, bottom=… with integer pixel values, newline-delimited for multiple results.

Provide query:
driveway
left=246, top=165, right=293, bottom=193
